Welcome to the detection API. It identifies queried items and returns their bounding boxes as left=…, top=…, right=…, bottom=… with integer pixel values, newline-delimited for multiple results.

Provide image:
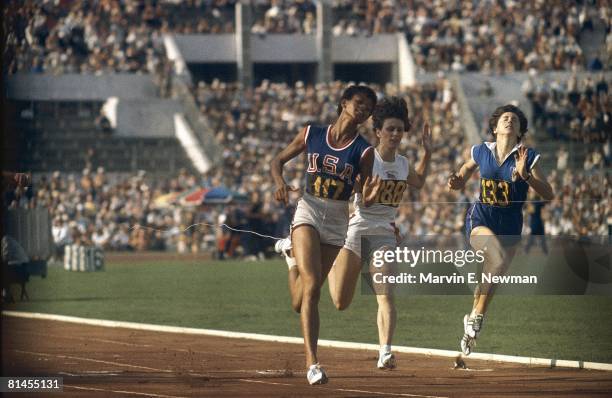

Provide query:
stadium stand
left=526, top=72, right=609, bottom=143
left=10, top=99, right=196, bottom=174
left=251, top=0, right=317, bottom=34
left=332, top=0, right=610, bottom=72
left=6, top=1, right=609, bottom=76
left=3, top=0, right=610, bottom=258
left=3, top=0, right=236, bottom=75
left=6, top=77, right=469, bottom=256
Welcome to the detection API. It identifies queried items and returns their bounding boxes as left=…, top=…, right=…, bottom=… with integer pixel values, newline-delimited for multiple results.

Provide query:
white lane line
left=23, top=331, right=153, bottom=347
left=454, top=368, right=494, bottom=372
left=329, top=387, right=448, bottom=398
left=15, top=348, right=445, bottom=397
left=16, top=330, right=240, bottom=358
left=238, top=379, right=293, bottom=387
left=5, top=311, right=612, bottom=371
left=239, top=379, right=448, bottom=397
left=66, top=385, right=189, bottom=398
left=59, top=371, right=122, bottom=377
left=238, top=379, right=446, bottom=397
left=170, top=348, right=239, bottom=358
left=14, top=349, right=173, bottom=373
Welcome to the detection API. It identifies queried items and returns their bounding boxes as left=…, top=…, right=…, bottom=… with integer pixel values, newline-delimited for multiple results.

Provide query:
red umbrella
left=180, top=188, right=210, bottom=206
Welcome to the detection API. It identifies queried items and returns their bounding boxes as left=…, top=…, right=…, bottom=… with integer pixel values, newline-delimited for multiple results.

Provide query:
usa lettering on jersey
left=307, top=153, right=354, bottom=181
left=303, top=125, right=371, bottom=201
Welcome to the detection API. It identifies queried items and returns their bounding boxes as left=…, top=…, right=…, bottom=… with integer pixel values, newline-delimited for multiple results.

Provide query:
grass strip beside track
left=4, top=259, right=612, bottom=363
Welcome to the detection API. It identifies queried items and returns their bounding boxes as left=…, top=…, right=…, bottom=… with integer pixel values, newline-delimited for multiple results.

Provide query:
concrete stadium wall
left=332, top=34, right=397, bottom=63
left=174, top=34, right=236, bottom=63
left=115, top=99, right=183, bottom=138
left=174, top=34, right=398, bottom=64
left=6, top=74, right=158, bottom=101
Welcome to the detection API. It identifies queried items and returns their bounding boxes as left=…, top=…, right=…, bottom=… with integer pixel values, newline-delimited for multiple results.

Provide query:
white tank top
left=353, top=149, right=409, bottom=223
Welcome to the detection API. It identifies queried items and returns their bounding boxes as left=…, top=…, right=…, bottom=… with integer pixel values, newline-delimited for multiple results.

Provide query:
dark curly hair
left=488, top=104, right=528, bottom=140
left=372, top=96, right=411, bottom=132
left=336, top=85, right=378, bottom=116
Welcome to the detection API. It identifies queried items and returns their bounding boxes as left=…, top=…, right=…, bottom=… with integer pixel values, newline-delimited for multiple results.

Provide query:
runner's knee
left=302, top=282, right=321, bottom=302
left=376, top=293, right=394, bottom=309
left=291, top=298, right=302, bottom=313
left=333, top=295, right=351, bottom=311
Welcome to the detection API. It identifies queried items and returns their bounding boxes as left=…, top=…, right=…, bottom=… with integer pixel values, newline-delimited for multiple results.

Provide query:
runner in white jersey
left=329, top=96, right=432, bottom=369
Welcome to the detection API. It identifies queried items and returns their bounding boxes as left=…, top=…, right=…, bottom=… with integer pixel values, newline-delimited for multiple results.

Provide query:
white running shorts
left=343, top=215, right=396, bottom=258
left=291, top=193, right=349, bottom=247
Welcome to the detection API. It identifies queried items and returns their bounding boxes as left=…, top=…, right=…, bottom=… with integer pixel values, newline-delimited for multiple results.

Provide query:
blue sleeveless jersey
left=303, top=124, right=372, bottom=201
left=465, top=142, right=540, bottom=238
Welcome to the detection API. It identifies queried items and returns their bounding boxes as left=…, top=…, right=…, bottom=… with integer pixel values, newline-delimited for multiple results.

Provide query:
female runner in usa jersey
left=271, top=85, right=377, bottom=385
left=448, top=104, right=554, bottom=355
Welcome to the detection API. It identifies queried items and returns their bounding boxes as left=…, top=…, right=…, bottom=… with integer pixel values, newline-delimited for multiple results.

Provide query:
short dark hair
left=372, top=96, right=411, bottom=131
left=336, top=85, right=377, bottom=116
left=488, top=104, right=528, bottom=140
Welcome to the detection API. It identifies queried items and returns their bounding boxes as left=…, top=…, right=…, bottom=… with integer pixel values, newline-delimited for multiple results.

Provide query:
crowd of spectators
left=525, top=72, right=610, bottom=143
left=6, top=162, right=607, bottom=261
left=2, top=165, right=289, bottom=260
left=4, top=78, right=609, bottom=257
left=7, top=168, right=215, bottom=257
left=543, top=167, right=610, bottom=236
left=3, top=0, right=235, bottom=75
left=5, top=1, right=610, bottom=76
left=333, top=0, right=609, bottom=73
left=251, top=0, right=317, bottom=35
left=5, top=77, right=468, bottom=257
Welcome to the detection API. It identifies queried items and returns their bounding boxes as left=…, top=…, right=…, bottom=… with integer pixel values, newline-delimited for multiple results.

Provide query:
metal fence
left=4, top=208, right=53, bottom=261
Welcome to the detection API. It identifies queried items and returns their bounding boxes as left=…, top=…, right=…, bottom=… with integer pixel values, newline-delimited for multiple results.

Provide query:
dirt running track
left=2, top=316, right=612, bottom=397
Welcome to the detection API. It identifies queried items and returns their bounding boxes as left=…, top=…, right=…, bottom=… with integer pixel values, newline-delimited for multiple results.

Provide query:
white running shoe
left=307, top=363, right=328, bottom=385
left=377, top=351, right=396, bottom=369
left=461, top=314, right=484, bottom=355
left=460, top=332, right=475, bottom=356
left=464, top=313, right=484, bottom=338
left=274, top=237, right=296, bottom=269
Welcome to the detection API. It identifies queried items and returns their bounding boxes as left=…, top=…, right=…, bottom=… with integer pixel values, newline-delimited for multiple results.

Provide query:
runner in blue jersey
left=447, top=104, right=554, bottom=355
left=271, top=85, right=377, bottom=385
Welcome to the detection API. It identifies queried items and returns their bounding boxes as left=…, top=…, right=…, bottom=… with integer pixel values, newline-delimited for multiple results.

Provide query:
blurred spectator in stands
left=132, top=227, right=149, bottom=251
left=95, top=113, right=113, bottom=134
left=159, top=59, right=174, bottom=98
left=150, top=229, right=167, bottom=251
left=479, top=80, right=494, bottom=97
left=525, top=192, right=548, bottom=254
left=51, top=217, right=72, bottom=261
left=91, top=226, right=110, bottom=249
left=3, top=172, right=33, bottom=209
left=216, top=212, right=232, bottom=259
left=556, top=147, right=569, bottom=171
left=596, top=73, right=609, bottom=95
left=80, top=168, right=93, bottom=193
left=242, top=191, right=266, bottom=261
left=111, top=224, right=133, bottom=251
left=93, top=167, right=107, bottom=193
